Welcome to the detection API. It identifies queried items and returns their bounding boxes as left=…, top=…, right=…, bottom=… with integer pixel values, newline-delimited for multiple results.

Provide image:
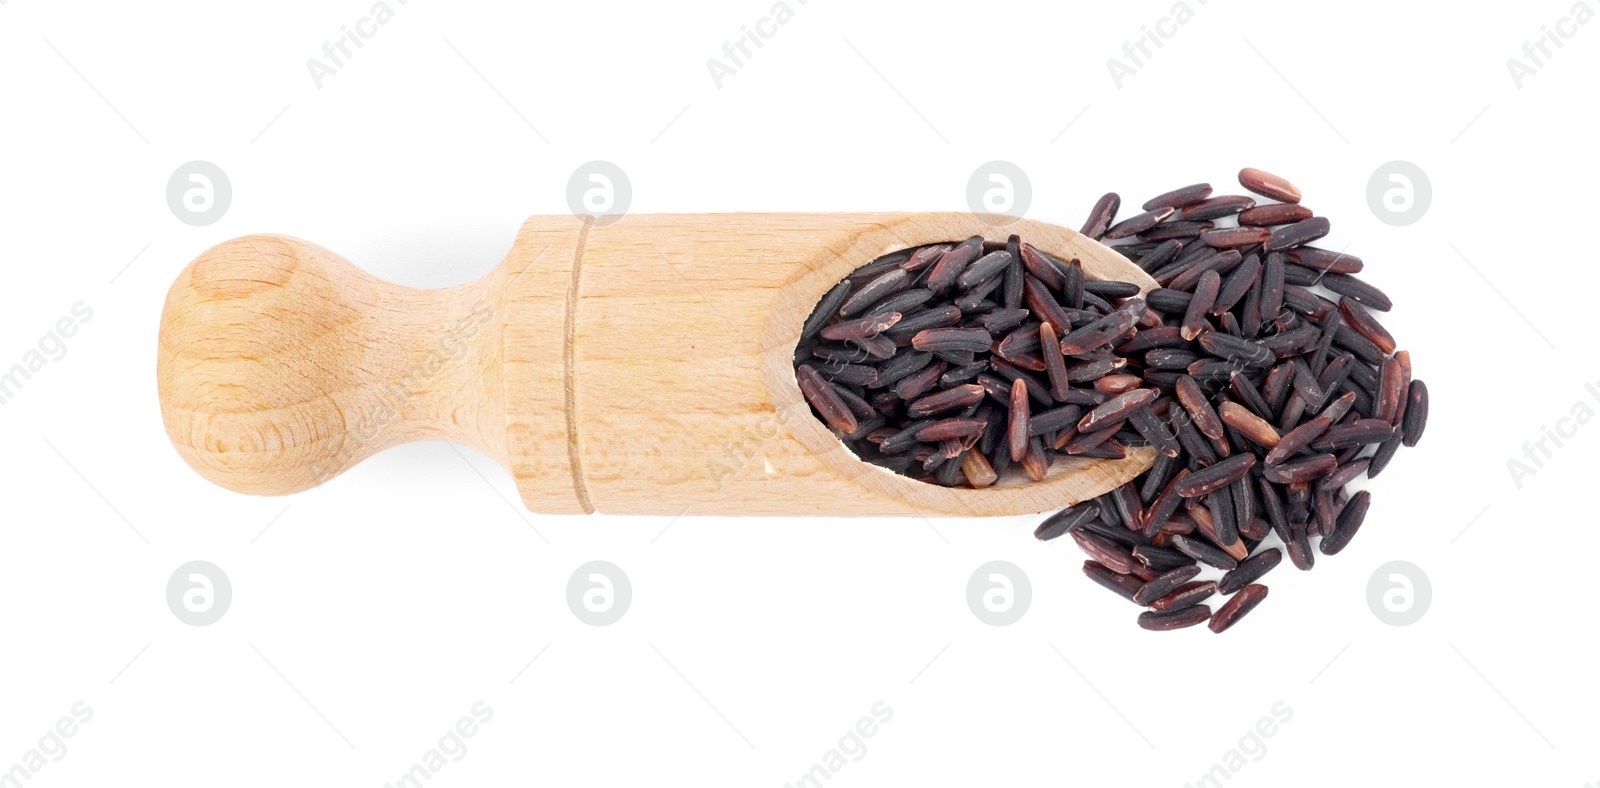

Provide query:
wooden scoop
left=157, top=213, right=1158, bottom=516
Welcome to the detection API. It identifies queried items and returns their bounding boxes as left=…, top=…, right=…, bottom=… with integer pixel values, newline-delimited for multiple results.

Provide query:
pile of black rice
left=793, top=167, right=1428, bottom=633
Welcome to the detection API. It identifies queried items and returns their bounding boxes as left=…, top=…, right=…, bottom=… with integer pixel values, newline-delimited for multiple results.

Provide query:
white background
left=2, top=1, right=1597, bottom=786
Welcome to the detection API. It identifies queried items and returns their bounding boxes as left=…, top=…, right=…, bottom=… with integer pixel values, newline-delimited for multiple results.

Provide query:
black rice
left=793, top=168, right=1427, bottom=635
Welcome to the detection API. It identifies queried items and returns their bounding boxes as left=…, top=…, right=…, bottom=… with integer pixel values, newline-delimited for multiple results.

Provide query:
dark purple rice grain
left=1146, top=348, right=1200, bottom=370
left=1091, top=492, right=1123, bottom=530
left=797, top=364, right=858, bottom=433
left=976, top=308, right=1029, bottom=335
left=1212, top=253, right=1261, bottom=315
left=1314, top=353, right=1354, bottom=400
left=906, top=384, right=986, bottom=418
left=1140, top=451, right=1179, bottom=503
left=925, top=236, right=984, bottom=292
left=1128, top=239, right=1179, bottom=273
left=1332, top=323, right=1385, bottom=366
left=847, top=250, right=910, bottom=284
left=954, top=279, right=1003, bottom=311
left=1200, top=226, right=1271, bottom=248
left=1028, top=405, right=1084, bottom=437
left=1319, top=489, right=1370, bottom=555
left=901, top=244, right=950, bottom=272
left=850, top=334, right=897, bottom=360
left=1281, top=285, right=1325, bottom=318
left=1078, top=388, right=1157, bottom=433
left=802, top=281, right=854, bottom=342
left=1338, top=299, right=1397, bottom=355
left=1064, top=423, right=1122, bottom=455
left=1218, top=401, right=1281, bottom=448
left=1097, top=519, right=1158, bottom=553
left=1240, top=269, right=1264, bottom=336
left=1035, top=323, right=1071, bottom=400
left=1083, top=280, right=1143, bottom=299
left=1080, top=193, right=1121, bottom=239
left=1322, top=457, right=1371, bottom=489
left=1073, top=525, right=1140, bottom=576
left=865, top=350, right=932, bottom=390
left=1145, top=288, right=1192, bottom=314
left=1174, top=376, right=1226, bottom=441
left=1259, top=252, right=1286, bottom=322
left=1311, top=485, right=1342, bottom=537
left=1218, top=548, right=1282, bottom=595
left=1143, top=468, right=1191, bottom=537
left=1367, top=432, right=1404, bottom=478
left=1289, top=246, right=1364, bottom=274
left=1175, top=453, right=1256, bottom=498
left=1290, top=358, right=1326, bottom=408
left=1114, top=242, right=1161, bottom=261
left=1376, top=352, right=1411, bottom=425
left=893, top=359, right=947, bottom=401
left=958, top=251, right=1014, bottom=291
left=1180, top=270, right=1221, bottom=341
left=912, top=327, right=993, bottom=354
left=832, top=384, right=878, bottom=421
left=1263, top=453, right=1338, bottom=484
left=1312, top=418, right=1395, bottom=451
left=1058, top=299, right=1146, bottom=355
left=1402, top=380, right=1428, bottom=447
left=996, top=322, right=1041, bottom=359
left=1133, top=564, right=1203, bottom=605
left=1105, top=206, right=1176, bottom=239
left=1171, top=534, right=1239, bottom=571
left=1022, top=275, right=1078, bottom=339
left=820, top=363, right=878, bottom=387
left=839, top=268, right=911, bottom=318
left=1133, top=544, right=1196, bottom=569
left=821, top=312, right=900, bottom=342
left=1004, top=378, right=1031, bottom=462
left=1139, top=220, right=1214, bottom=241
left=1282, top=263, right=1321, bottom=287
left=1169, top=407, right=1219, bottom=466
left=1142, top=183, right=1213, bottom=211
left=915, top=417, right=987, bottom=442
left=1208, top=584, right=1268, bottom=633
left=1129, top=407, right=1181, bottom=458
left=1237, top=203, right=1314, bottom=226
left=940, top=361, right=989, bottom=387
left=987, top=361, right=1053, bottom=408
left=1177, top=195, right=1257, bottom=221
left=1034, top=504, right=1098, bottom=540
left=1286, top=522, right=1315, bottom=570
left=1238, top=514, right=1269, bottom=542
left=1199, top=331, right=1275, bottom=369
left=1263, top=216, right=1330, bottom=252
left=1205, top=487, right=1240, bottom=547
left=1166, top=249, right=1240, bottom=291
left=1084, top=560, right=1144, bottom=602
left=1228, top=372, right=1274, bottom=420
left=1321, top=273, right=1392, bottom=311
left=1148, top=581, right=1217, bottom=612
left=1062, top=259, right=1088, bottom=311
left=1266, top=414, right=1331, bottom=465
left=932, top=349, right=977, bottom=368
left=1112, top=481, right=1144, bottom=529
left=1238, top=168, right=1301, bottom=203
left=1139, top=605, right=1213, bottom=631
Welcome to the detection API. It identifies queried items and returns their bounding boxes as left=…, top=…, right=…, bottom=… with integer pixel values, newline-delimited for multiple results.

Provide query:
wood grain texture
left=158, top=213, right=1159, bottom=516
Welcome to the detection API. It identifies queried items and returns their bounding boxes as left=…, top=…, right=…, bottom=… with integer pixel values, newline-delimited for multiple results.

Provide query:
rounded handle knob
left=157, top=234, right=506, bottom=495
